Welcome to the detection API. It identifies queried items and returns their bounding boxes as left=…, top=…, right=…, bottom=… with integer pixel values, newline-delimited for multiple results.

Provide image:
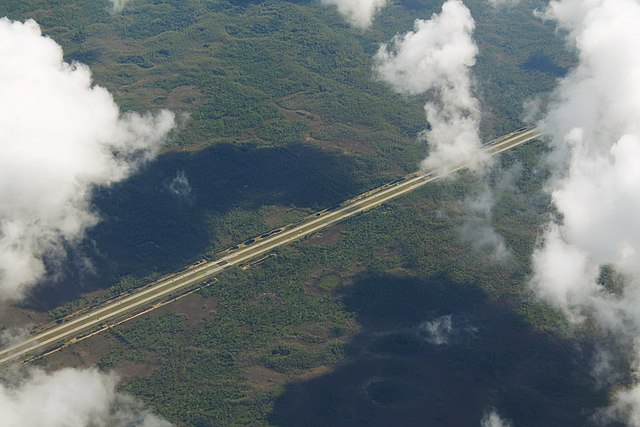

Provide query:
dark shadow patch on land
left=397, top=0, right=440, bottom=12
left=24, top=141, right=366, bottom=311
left=269, top=274, right=608, bottom=427
left=521, top=53, right=568, bottom=77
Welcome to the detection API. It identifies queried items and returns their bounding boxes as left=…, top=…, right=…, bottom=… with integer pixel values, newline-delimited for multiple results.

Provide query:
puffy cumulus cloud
left=0, top=18, right=175, bottom=300
left=320, top=0, right=388, bottom=29
left=419, top=315, right=453, bottom=345
left=480, top=408, right=512, bottom=427
left=531, top=0, right=640, bottom=332
left=374, top=0, right=489, bottom=174
left=374, top=0, right=510, bottom=262
left=0, top=367, right=172, bottom=427
left=418, top=314, right=477, bottom=345
left=531, top=224, right=605, bottom=320
left=110, top=0, right=131, bottom=13
left=529, top=0, right=640, bottom=423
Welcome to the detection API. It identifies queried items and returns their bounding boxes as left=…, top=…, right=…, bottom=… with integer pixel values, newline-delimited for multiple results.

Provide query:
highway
left=0, top=127, right=541, bottom=366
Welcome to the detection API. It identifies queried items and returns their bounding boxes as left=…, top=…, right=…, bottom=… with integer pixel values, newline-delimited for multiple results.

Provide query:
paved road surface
left=0, top=127, right=541, bottom=366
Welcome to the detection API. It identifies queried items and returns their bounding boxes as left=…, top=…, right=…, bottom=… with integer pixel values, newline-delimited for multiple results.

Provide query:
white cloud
left=481, top=408, right=512, bottom=427
left=462, top=180, right=511, bottom=263
left=531, top=0, right=640, bottom=330
left=166, top=170, right=192, bottom=199
left=0, top=367, right=172, bottom=427
left=531, top=224, right=599, bottom=319
left=374, top=0, right=509, bottom=265
left=110, top=0, right=131, bottom=13
left=0, top=325, right=33, bottom=348
left=418, top=314, right=477, bottom=345
left=374, top=0, right=489, bottom=174
left=0, top=18, right=175, bottom=301
left=529, top=0, right=640, bottom=423
left=486, top=0, right=520, bottom=8
left=522, top=96, right=545, bottom=125
left=601, top=380, right=640, bottom=427
left=321, top=0, right=388, bottom=29
left=419, top=315, right=453, bottom=345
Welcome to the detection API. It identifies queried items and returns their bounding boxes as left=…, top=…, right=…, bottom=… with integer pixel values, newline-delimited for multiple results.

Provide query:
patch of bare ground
left=151, top=292, right=218, bottom=327
left=273, top=95, right=323, bottom=137
left=296, top=365, right=334, bottom=381
left=304, top=274, right=337, bottom=297
left=249, top=291, right=284, bottom=309
left=276, top=104, right=322, bottom=128
left=112, top=354, right=160, bottom=380
left=166, top=85, right=201, bottom=109
left=274, top=94, right=380, bottom=157
left=44, top=325, right=161, bottom=380
left=85, top=31, right=145, bottom=55
left=0, top=302, right=47, bottom=331
left=113, top=72, right=181, bottom=102
left=245, top=355, right=343, bottom=392
left=244, top=332, right=358, bottom=390
left=161, top=133, right=258, bottom=154
left=45, top=330, right=121, bottom=370
left=309, top=135, right=379, bottom=158
left=293, top=321, right=359, bottom=344
left=246, top=365, right=288, bottom=391
left=312, top=131, right=378, bottom=157
left=304, top=261, right=368, bottom=296
left=35, top=290, right=218, bottom=376
left=246, top=363, right=338, bottom=392
left=261, top=205, right=310, bottom=229
left=243, top=321, right=358, bottom=391
left=274, top=91, right=315, bottom=113
left=306, top=223, right=346, bottom=246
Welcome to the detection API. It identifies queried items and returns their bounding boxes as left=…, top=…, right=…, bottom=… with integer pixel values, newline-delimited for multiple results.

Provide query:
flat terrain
left=0, top=1, right=600, bottom=426
left=0, top=128, right=539, bottom=366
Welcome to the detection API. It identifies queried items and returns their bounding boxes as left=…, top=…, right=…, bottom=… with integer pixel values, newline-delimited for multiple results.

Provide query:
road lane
left=0, top=127, right=541, bottom=366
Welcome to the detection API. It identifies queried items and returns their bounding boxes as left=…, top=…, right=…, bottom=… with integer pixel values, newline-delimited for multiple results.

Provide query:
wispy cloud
left=320, top=0, right=388, bottom=29
left=419, top=315, right=453, bottom=345
left=418, top=314, right=477, bottom=345
left=486, top=0, right=520, bottom=8
left=461, top=180, right=511, bottom=263
left=0, top=325, right=33, bottom=348
left=166, top=170, right=192, bottom=199
left=109, top=0, right=131, bottom=14
left=481, top=408, right=512, bottom=427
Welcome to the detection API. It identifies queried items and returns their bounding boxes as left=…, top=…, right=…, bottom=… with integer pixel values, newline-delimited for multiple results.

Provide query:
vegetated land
left=2, top=0, right=603, bottom=426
